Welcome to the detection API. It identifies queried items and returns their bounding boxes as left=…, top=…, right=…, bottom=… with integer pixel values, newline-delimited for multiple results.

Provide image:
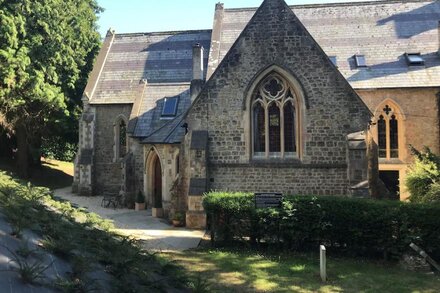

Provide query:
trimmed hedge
left=203, top=192, right=440, bottom=259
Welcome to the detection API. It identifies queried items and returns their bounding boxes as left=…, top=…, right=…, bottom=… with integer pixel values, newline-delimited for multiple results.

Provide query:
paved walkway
left=53, top=187, right=205, bottom=252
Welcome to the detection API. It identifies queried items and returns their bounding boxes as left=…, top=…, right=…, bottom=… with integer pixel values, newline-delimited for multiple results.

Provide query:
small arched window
left=376, top=105, right=400, bottom=159
left=115, top=117, right=127, bottom=160
left=252, top=73, right=299, bottom=159
left=119, top=120, right=127, bottom=158
left=175, top=153, right=180, bottom=175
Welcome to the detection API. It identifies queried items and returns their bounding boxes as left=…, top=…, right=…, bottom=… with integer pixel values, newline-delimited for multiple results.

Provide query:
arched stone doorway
left=145, top=149, right=163, bottom=217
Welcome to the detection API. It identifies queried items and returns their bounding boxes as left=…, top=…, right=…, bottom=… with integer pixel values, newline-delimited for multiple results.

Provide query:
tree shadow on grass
left=166, top=248, right=440, bottom=293
left=0, top=158, right=73, bottom=190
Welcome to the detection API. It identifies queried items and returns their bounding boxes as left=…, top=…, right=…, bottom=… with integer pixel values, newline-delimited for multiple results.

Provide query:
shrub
left=406, top=146, right=440, bottom=203
left=41, top=137, right=77, bottom=162
left=203, top=192, right=254, bottom=243
left=203, top=192, right=440, bottom=260
left=136, top=190, right=145, bottom=204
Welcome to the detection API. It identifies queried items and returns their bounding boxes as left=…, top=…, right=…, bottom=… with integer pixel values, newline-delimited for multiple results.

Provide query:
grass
left=0, top=157, right=73, bottom=189
left=2, top=158, right=439, bottom=292
left=0, top=171, right=188, bottom=291
left=164, top=248, right=440, bottom=293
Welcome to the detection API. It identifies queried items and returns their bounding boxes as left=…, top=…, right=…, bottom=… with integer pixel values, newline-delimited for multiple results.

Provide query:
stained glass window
left=390, top=115, right=398, bottom=158
left=253, top=103, right=265, bottom=153
left=284, top=101, right=296, bottom=153
left=376, top=103, right=402, bottom=160
left=252, top=73, right=299, bottom=158
left=268, top=103, right=281, bottom=153
left=378, top=115, right=386, bottom=158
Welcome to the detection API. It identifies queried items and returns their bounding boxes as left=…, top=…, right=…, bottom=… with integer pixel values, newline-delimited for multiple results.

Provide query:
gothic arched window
left=119, top=120, right=127, bottom=158
left=252, top=73, right=299, bottom=159
left=376, top=105, right=400, bottom=159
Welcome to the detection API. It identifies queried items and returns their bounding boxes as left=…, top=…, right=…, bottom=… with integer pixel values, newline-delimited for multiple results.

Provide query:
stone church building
left=73, top=0, right=440, bottom=228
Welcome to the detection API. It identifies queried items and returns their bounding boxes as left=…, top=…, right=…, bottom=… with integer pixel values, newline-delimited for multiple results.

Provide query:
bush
left=406, top=146, right=440, bottom=203
left=136, top=190, right=145, bottom=204
left=203, top=192, right=440, bottom=260
left=41, top=137, right=77, bottom=162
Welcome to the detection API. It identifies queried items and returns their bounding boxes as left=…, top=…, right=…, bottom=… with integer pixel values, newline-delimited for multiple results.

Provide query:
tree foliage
left=406, top=146, right=440, bottom=203
left=0, top=0, right=102, bottom=175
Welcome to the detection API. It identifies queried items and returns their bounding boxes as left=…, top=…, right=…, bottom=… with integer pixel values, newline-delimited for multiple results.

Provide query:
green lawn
left=0, top=158, right=73, bottom=189
left=164, top=248, right=440, bottom=292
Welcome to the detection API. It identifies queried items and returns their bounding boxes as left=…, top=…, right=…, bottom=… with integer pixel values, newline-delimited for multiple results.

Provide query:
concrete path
left=53, top=187, right=205, bottom=252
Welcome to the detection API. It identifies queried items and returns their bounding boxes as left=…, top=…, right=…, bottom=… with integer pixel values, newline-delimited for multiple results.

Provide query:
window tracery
left=252, top=73, right=299, bottom=159
left=377, top=104, right=400, bottom=159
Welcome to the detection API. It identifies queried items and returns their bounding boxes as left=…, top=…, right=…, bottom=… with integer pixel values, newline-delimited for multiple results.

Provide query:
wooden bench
left=254, top=193, right=283, bottom=209
left=101, top=191, right=124, bottom=209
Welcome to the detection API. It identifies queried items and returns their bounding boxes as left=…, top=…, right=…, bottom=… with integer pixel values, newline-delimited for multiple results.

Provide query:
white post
left=320, top=245, right=327, bottom=282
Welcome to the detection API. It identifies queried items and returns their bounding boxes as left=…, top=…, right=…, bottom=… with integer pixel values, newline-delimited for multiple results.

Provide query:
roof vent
left=405, top=53, right=424, bottom=66
left=354, top=55, right=367, bottom=68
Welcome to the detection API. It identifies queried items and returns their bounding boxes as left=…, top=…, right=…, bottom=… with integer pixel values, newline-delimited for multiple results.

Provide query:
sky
left=96, top=0, right=371, bottom=36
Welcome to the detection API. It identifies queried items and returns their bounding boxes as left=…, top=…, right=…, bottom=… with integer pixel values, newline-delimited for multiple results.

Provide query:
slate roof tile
left=211, top=0, right=440, bottom=89
left=89, top=30, right=211, bottom=104
left=133, top=84, right=190, bottom=138
left=87, top=0, right=440, bottom=143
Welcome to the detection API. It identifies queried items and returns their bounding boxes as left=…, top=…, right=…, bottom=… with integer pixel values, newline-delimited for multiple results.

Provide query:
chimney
left=191, top=43, right=205, bottom=102
left=438, top=21, right=440, bottom=55
left=192, top=43, right=204, bottom=80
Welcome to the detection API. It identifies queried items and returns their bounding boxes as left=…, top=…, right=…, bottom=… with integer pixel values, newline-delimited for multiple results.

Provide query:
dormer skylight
left=162, top=96, right=179, bottom=117
left=354, top=54, right=367, bottom=68
left=329, top=56, right=337, bottom=67
left=405, top=53, right=424, bottom=66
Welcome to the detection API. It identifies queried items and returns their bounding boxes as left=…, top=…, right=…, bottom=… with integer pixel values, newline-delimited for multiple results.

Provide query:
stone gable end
left=187, top=0, right=371, bottom=165
left=183, top=0, right=373, bottom=197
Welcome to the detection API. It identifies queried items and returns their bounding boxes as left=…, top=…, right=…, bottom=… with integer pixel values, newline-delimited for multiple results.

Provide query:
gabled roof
left=141, top=114, right=186, bottom=144
left=88, top=30, right=211, bottom=104
left=208, top=0, right=440, bottom=89
left=132, top=83, right=190, bottom=138
left=188, top=0, right=372, bottom=133
left=85, top=29, right=211, bottom=142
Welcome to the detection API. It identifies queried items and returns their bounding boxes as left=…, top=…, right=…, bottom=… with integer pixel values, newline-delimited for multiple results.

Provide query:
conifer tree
left=0, top=0, right=102, bottom=177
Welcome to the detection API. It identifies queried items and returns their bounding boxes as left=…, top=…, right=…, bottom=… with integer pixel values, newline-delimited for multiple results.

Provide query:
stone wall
left=184, top=0, right=371, bottom=196
left=208, top=164, right=348, bottom=195
left=359, top=88, right=440, bottom=159
left=129, top=138, right=144, bottom=198
left=73, top=99, right=96, bottom=196
left=358, top=88, right=440, bottom=199
left=144, top=144, right=180, bottom=216
left=94, top=104, right=132, bottom=194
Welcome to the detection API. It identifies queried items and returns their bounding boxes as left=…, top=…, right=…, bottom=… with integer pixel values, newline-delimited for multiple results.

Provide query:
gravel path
left=53, top=187, right=205, bottom=251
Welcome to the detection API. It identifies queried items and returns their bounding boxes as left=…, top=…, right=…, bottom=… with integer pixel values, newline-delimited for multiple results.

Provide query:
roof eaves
left=114, top=29, right=212, bottom=38
left=139, top=113, right=184, bottom=143
left=85, top=29, right=115, bottom=102
left=223, top=0, right=430, bottom=11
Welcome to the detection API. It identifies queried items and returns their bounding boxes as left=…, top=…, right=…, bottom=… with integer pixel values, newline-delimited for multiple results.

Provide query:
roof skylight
left=354, top=54, right=367, bottom=68
left=405, top=53, right=425, bottom=66
left=162, top=96, right=179, bottom=117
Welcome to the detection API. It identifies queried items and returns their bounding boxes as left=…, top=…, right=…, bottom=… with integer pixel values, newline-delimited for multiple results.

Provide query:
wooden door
left=154, top=157, right=162, bottom=208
